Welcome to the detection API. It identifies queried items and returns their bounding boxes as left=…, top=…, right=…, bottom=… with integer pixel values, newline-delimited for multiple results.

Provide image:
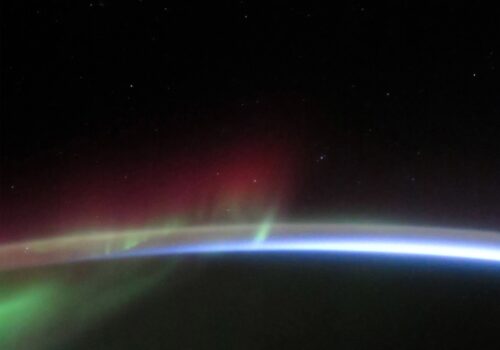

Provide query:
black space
left=2, top=1, right=500, bottom=236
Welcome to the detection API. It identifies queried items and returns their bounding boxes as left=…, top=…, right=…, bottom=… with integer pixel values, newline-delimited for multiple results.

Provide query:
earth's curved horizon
left=3, top=222, right=500, bottom=271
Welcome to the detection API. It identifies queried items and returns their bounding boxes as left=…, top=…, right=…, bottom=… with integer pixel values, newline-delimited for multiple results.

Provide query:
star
left=316, top=154, right=326, bottom=162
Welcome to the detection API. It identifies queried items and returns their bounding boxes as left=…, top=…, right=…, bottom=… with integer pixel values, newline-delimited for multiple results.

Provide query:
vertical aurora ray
left=253, top=215, right=274, bottom=243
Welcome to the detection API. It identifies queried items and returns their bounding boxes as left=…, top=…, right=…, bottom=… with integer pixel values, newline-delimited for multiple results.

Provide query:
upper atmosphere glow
left=114, top=238, right=500, bottom=263
left=3, top=223, right=500, bottom=269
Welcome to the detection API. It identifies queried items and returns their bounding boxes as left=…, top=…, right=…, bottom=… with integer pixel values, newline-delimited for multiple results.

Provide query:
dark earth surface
left=15, top=255, right=499, bottom=349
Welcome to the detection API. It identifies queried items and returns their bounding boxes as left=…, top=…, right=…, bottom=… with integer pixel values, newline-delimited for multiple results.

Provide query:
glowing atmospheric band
left=113, top=238, right=500, bottom=263
left=3, top=223, right=500, bottom=270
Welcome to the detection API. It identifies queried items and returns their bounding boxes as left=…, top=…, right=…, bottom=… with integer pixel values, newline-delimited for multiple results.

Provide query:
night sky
left=2, top=1, right=500, bottom=240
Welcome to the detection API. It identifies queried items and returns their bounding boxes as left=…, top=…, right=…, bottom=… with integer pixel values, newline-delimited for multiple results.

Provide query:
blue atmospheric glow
left=114, top=237, right=500, bottom=263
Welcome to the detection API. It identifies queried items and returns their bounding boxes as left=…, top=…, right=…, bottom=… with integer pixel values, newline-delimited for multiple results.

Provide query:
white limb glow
left=117, top=238, right=500, bottom=263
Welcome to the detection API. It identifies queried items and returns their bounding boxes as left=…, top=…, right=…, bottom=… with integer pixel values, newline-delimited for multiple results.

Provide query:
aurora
left=2, top=222, right=500, bottom=271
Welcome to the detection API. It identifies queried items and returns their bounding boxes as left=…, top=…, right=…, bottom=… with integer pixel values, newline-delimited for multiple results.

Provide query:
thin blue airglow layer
left=115, top=238, right=500, bottom=263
